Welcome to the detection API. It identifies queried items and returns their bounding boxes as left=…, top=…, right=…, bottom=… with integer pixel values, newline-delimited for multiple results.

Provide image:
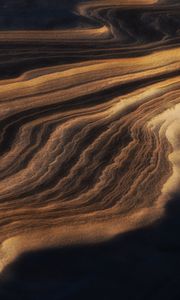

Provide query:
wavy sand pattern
left=0, top=0, right=180, bottom=298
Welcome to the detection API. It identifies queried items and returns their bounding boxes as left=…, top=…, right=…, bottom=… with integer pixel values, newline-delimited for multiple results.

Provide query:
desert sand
left=0, top=0, right=180, bottom=299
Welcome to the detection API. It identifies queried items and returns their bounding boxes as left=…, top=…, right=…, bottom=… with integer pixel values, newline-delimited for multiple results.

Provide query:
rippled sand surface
left=0, top=1, right=180, bottom=299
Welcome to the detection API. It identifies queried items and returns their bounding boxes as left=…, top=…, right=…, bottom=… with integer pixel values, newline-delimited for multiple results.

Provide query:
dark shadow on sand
left=1, top=193, right=180, bottom=300
left=0, top=0, right=96, bottom=30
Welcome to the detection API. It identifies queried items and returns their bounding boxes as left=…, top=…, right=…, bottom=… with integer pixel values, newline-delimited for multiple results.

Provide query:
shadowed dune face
left=1, top=195, right=180, bottom=300
left=0, top=0, right=180, bottom=297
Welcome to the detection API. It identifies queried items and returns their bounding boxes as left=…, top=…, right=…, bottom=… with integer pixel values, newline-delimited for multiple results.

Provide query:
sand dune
left=0, top=0, right=180, bottom=298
